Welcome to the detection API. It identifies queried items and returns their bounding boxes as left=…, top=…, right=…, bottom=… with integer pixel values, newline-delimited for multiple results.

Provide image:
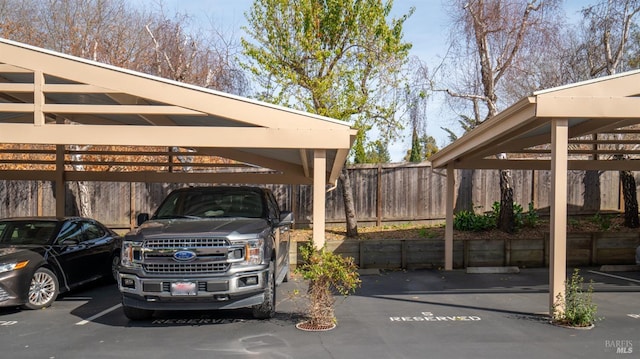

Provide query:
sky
left=153, top=0, right=591, bottom=162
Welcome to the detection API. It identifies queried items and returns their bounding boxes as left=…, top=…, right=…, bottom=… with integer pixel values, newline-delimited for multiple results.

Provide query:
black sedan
left=0, top=217, right=122, bottom=310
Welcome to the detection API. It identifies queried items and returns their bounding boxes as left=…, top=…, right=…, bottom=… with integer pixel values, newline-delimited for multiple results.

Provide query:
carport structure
left=429, top=69, right=640, bottom=315
left=0, top=38, right=356, bottom=248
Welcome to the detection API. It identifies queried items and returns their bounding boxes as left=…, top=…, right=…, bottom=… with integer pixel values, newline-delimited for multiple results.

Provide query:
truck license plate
left=170, top=282, right=197, bottom=296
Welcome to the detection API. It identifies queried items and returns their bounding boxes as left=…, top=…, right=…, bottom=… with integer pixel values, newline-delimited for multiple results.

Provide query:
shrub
left=523, top=202, right=539, bottom=228
left=553, top=268, right=598, bottom=327
left=453, top=209, right=495, bottom=231
left=591, top=212, right=616, bottom=231
left=296, top=243, right=361, bottom=328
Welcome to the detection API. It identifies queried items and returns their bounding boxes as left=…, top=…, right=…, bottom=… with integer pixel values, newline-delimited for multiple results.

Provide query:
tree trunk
left=75, top=181, right=93, bottom=218
left=583, top=170, right=601, bottom=212
left=620, top=170, right=639, bottom=228
left=340, top=168, right=358, bottom=237
left=498, top=169, right=515, bottom=233
left=454, top=169, right=474, bottom=213
left=69, top=144, right=92, bottom=218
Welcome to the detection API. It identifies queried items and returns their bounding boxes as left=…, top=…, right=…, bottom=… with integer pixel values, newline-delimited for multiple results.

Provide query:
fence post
left=591, top=233, right=597, bottom=266
left=359, top=241, right=366, bottom=269
left=376, top=164, right=382, bottom=226
left=531, top=170, right=537, bottom=208
left=463, top=240, right=469, bottom=268
left=291, top=184, right=298, bottom=229
left=37, top=181, right=43, bottom=216
left=504, top=238, right=511, bottom=266
left=129, top=182, right=136, bottom=230
left=543, top=232, right=549, bottom=266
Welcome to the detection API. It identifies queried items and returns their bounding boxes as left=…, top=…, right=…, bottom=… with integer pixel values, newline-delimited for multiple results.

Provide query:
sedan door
left=53, top=220, right=113, bottom=287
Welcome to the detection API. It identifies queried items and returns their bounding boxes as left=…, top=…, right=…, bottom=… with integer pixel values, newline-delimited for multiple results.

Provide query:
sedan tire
left=22, top=267, right=59, bottom=310
left=108, top=254, right=120, bottom=283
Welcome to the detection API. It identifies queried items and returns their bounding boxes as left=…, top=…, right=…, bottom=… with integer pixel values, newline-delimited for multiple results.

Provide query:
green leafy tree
left=242, top=0, right=413, bottom=236
left=405, top=132, right=438, bottom=162
left=629, top=28, right=640, bottom=68
left=421, top=135, right=439, bottom=160
left=365, top=140, right=391, bottom=163
left=403, top=57, right=430, bottom=163
left=408, top=128, right=422, bottom=162
left=352, top=127, right=368, bottom=164
left=441, top=0, right=562, bottom=231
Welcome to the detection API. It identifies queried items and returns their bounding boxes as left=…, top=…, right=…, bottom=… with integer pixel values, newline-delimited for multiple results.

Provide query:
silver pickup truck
left=117, top=186, right=293, bottom=320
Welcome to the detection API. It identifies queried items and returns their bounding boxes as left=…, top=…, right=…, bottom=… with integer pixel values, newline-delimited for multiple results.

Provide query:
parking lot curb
left=599, top=264, right=640, bottom=272
left=358, top=268, right=380, bottom=275
left=466, top=266, right=520, bottom=274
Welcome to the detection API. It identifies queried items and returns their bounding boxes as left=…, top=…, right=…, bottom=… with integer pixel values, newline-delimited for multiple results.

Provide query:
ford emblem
left=173, top=250, right=196, bottom=262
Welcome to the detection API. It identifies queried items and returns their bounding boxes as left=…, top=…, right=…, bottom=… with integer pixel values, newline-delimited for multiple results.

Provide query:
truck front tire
left=252, top=261, right=276, bottom=319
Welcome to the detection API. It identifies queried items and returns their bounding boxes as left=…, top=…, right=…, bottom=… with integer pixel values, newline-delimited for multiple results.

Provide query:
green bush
left=514, top=202, right=539, bottom=230
left=454, top=201, right=538, bottom=232
left=523, top=202, right=540, bottom=228
left=591, top=212, right=616, bottom=231
left=553, top=268, right=598, bottom=327
left=453, top=209, right=495, bottom=231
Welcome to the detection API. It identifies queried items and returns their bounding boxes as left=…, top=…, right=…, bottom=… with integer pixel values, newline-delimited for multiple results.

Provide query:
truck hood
left=126, top=218, right=270, bottom=241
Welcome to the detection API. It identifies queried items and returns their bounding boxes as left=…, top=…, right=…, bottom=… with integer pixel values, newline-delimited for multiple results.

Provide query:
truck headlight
left=0, top=260, right=29, bottom=274
left=245, top=238, right=264, bottom=265
left=121, top=241, right=142, bottom=268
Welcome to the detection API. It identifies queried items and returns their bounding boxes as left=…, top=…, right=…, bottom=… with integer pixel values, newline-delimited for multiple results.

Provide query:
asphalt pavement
left=0, top=267, right=638, bottom=359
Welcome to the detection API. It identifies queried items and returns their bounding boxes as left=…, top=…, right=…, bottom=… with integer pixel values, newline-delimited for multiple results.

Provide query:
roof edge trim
left=533, top=69, right=640, bottom=96
left=0, top=37, right=351, bottom=128
left=430, top=97, right=536, bottom=168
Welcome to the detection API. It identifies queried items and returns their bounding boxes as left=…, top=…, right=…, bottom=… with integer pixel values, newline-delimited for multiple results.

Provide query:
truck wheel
left=122, top=305, right=153, bottom=321
left=252, top=261, right=276, bottom=319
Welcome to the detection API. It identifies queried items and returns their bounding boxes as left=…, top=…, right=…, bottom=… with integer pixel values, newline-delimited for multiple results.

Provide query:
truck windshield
left=154, top=189, right=264, bottom=219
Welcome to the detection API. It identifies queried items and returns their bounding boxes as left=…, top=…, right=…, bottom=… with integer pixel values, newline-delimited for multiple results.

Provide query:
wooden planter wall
left=291, top=233, right=640, bottom=270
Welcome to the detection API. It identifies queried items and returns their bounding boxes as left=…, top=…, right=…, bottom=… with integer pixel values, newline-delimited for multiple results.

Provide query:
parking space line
left=587, top=270, right=640, bottom=284
left=75, top=304, right=122, bottom=326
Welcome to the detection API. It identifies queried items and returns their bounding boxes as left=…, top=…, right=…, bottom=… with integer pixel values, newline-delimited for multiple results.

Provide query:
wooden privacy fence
left=0, top=162, right=633, bottom=229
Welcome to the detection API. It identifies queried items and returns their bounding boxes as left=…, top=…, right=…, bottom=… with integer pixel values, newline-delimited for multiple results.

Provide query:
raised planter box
left=291, top=232, right=640, bottom=270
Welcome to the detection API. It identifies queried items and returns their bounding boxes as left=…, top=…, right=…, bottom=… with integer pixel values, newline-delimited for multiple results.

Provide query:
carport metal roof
left=0, top=38, right=356, bottom=248
left=429, top=69, right=640, bottom=316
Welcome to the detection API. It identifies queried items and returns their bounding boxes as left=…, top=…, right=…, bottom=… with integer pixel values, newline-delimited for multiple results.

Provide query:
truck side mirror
left=136, top=213, right=149, bottom=226
left=279, top=211, right=294, bottom=226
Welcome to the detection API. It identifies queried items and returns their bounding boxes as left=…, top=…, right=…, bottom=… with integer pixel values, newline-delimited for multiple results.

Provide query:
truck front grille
left=144, top=262, right=230, bottom=274
left=145, top=238, right=229, bottom=249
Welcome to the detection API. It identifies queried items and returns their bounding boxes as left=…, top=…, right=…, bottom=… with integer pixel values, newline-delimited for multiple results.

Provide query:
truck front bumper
left=118, top=267, right=269, bottom=311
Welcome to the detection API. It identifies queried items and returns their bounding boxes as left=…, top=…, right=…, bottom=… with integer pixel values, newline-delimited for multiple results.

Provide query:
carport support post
left=312, top=149, right=326, bottom=249
left=55, top=145, right=65, bottom=216
left=549, top=118, right=568, bottom=316
left=54, top=114, right=66, bottom=217
left=445, top=163, right=455, bottom=270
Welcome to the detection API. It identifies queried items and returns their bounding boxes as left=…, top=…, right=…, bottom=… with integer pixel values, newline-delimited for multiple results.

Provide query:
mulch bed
left=291, top=215, right=635, bottom=242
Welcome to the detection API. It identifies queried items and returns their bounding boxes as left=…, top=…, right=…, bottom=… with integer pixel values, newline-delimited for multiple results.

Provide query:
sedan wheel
left=23, top=268, right=59, bottom=310
left=110, top=255, right=120, bottom=283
